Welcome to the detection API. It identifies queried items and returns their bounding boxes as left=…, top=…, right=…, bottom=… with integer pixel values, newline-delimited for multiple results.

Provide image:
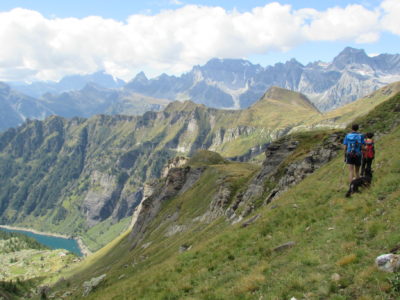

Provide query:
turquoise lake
left=0, top=227, right=82, bottom=257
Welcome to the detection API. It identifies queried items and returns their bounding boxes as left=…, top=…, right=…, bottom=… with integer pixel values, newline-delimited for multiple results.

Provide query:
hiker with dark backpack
left=361, top=132, right=375, bottom=177
left=343, top=124, right=365, bottom=184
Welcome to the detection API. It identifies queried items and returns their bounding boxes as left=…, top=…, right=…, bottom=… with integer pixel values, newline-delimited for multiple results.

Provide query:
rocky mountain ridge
left=126, top=47, right=400, bottom=111
left=2, top=47, right=399, bottom=132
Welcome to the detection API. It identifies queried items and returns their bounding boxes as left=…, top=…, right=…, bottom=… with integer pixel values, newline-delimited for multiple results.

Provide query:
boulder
left=375, top=254, right=400, bottom=272
left=179, top=244, right=192, bottom=253
left=82, top=274, right=106, bottom=297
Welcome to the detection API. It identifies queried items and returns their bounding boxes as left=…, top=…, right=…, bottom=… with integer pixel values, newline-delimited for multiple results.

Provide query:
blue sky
left=0, top=0, right=398, bottom=81
left=0, top=0, right=384, bottom=19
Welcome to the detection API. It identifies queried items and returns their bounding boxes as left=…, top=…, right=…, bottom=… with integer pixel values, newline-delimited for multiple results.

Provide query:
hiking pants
left=361, top=157, right=373, bottom=177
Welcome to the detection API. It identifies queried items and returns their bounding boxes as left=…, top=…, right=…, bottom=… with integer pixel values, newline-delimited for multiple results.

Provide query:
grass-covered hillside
left=50, top=91, right=400, bottom=299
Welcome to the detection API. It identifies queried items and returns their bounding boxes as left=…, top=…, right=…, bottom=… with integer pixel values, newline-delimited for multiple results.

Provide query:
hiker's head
left=366, top=132, right=374, bottom=138
left=351, top=124, right=359, bottom=132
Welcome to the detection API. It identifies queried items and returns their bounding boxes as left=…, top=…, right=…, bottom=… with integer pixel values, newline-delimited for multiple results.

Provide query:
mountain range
left=125, top=47, right=400, bottom=111
left=0, top=82, right=169, bottom=131
left=1, top=47, right=400, bottom=132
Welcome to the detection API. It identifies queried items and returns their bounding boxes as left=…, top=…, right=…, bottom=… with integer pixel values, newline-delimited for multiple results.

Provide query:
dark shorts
left=346, top=153, right=362, bottom=166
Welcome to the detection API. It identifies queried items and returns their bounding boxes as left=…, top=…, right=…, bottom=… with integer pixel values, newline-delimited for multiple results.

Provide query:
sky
left=0, top=0, right=399, bottom=82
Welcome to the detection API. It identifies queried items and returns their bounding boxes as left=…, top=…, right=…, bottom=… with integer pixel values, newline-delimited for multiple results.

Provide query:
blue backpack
left=345, top=133, right=363, bottom=157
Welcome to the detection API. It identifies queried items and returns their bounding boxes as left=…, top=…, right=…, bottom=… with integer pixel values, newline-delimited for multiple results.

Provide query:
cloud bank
left=0, top=1, right=398, bottom=82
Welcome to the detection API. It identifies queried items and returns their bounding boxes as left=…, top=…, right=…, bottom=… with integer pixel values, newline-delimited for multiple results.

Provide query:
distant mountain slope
left=0, top=82, right=169, bottom=131
left=291, top=81, right=400, bottom=131
left=40, top=83, right=170, bottom=118
left=0, top=87, right=320, bottom=251
left=125, top=47, right=400, bottom=111
left=0, top=82, right=54, bottom=131
left=9, top=71, right=125, bottom=98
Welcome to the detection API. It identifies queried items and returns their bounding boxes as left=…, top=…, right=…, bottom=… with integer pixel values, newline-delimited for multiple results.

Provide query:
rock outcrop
left=82, top=274, right=106, bottom=297
left=264, top=132, right=343, bottom=203
left=161, top=156, right=189, bottom=178
left=129, top=166, right=205, bottom=249
left=227, top=132, right=343, bottom=219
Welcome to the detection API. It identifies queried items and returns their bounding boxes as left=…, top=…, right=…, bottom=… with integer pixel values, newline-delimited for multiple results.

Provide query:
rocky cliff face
left=129, top=165, right=205, bottom=249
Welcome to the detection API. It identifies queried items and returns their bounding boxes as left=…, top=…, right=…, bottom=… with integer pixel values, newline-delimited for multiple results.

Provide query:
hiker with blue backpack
left=343, top=124, right=365, bottom=183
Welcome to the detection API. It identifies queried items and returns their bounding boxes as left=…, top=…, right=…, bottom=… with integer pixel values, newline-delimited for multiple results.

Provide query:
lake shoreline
left=0, top=225, right=91, bottom=256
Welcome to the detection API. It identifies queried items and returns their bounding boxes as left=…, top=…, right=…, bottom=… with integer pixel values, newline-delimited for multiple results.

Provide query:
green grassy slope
left=52, top=92, right=400, bottom=299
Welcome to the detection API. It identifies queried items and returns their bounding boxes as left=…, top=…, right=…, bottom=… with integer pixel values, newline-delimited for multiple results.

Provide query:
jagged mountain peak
left=285, top=58, right=303, bottom=67
left=132, top=71, right=148, bottom=83
left=203, top=57, right=255, bottom=68
left=332, top=47, right=370, bottom=69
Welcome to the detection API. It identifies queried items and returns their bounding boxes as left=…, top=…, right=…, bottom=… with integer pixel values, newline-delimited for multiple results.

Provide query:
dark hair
left=351, top=124, right=359, bottom=131
left=366, top=132, right=374, bottom=138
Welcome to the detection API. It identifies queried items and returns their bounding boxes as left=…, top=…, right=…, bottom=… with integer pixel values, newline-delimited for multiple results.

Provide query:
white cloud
left=300, top=5, right=380, bottom=43
left=381, top=0, right=400, bottom=35
left=0, top=2, right=394, bottom=82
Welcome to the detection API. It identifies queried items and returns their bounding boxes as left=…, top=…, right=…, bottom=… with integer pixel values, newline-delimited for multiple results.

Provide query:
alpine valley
left=0, top=51, right=400, bottom=299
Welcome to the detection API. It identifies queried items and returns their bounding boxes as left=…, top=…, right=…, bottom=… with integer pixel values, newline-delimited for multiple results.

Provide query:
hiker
left=361, top=132, right=375, bottom=177
left=343, top=124, right=365, bottom=183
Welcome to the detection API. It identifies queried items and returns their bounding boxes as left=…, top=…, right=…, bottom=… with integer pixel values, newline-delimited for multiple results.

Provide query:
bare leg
left=355, top=165, right=361, bottom=179
left=348, top=165, right=355, bottom=183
